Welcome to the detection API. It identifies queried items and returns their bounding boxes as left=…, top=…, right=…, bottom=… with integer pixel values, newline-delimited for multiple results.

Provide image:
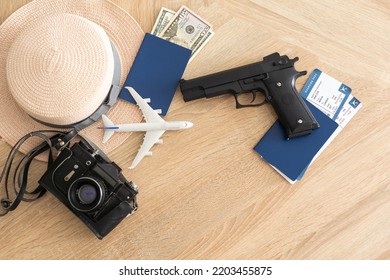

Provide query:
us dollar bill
left=158, top=6, right=213, bottom=50
left=189, top=29, right=214, bottom=62
left=151, top=7, right=175, bottom=36
left=151, top=6, right=214, bottom=62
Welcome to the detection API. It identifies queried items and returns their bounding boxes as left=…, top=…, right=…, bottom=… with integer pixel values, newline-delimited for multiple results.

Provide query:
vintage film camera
left=39, top=138, right=138, bottom=239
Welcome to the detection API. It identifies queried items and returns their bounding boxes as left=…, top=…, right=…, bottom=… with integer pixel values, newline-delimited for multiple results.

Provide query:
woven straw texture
left=0, top=0, right=144, bottom=160
left=7, top=13, right=115, bottom=125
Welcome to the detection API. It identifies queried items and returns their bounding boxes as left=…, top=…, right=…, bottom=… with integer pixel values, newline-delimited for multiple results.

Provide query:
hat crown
left=6, top=13, right=115, bottom=126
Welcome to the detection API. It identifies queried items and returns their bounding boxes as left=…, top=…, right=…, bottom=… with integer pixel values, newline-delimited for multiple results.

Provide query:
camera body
left=39, top=140, right=138, bottom=239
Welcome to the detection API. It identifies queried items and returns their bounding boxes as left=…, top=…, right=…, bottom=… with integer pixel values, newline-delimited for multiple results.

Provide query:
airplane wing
left=130, top=129, right=165, bottom=169
left=126, top=87, right=164, bottom=123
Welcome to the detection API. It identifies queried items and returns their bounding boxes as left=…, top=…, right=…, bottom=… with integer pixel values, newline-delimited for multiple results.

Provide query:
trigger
left=250, top=90, right=257, bottom=103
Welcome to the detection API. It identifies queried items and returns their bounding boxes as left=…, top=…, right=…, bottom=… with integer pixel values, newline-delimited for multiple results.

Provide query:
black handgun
left=179, top=52, right=319, bottom=138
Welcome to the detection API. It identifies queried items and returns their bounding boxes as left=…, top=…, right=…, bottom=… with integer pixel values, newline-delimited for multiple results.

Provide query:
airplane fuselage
left=104, top=121, right=193, bottom=132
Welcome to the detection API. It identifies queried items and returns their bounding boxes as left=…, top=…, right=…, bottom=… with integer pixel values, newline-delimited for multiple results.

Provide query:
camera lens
left=68, top=177, right=105, bottom=212
left=78, top=184, right=97, bottom=205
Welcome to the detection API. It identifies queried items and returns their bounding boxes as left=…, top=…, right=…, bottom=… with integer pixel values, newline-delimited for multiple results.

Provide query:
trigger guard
left=234, top=92, right=268, bottom=109
left=233, top=93, right=241, bottom=109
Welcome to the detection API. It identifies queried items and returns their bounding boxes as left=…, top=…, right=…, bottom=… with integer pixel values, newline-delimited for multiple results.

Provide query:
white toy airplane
left=99, top=87, right=193, bottom=169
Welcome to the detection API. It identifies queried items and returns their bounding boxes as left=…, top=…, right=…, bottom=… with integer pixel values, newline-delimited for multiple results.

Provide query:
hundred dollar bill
left=189, top=30, right=214, bottom=62
left=159, top=6, right=212, bottom=50
left=151, top=7, right=175, bottom=36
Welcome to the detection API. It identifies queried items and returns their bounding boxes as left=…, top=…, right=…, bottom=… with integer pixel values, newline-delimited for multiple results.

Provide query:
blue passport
left=254, top=100, right=339, bottom=183
left=119, top=33, right=192, bottom=115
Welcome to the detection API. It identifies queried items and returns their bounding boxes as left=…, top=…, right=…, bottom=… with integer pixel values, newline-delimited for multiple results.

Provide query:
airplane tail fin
left=101, top=114, right=115, bottom=143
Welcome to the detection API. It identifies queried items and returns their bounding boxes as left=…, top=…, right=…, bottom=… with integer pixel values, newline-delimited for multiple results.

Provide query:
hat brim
left=0, top=0, right=144, bottom=160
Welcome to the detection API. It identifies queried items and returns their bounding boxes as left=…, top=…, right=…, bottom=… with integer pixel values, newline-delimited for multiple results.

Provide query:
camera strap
left=0, top=129, right=78, bottom=216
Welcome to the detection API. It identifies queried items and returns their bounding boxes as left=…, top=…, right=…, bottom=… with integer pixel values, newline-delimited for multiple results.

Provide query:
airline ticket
left=301, top=69, right=362, bottom=128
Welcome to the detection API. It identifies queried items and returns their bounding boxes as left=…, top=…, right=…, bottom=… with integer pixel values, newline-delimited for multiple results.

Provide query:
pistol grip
left=264, top=68, right=319, bottom=138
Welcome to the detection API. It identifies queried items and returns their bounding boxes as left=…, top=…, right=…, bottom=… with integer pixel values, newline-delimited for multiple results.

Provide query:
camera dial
left=68, top=177, right=105, bottom=212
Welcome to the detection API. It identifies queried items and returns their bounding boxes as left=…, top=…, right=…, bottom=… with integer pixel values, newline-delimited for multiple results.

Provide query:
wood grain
left=0, top=0, right=389, bottom=260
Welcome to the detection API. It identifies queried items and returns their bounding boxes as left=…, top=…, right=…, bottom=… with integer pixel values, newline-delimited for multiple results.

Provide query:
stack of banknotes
left=151, top=6, right=214, bottom=62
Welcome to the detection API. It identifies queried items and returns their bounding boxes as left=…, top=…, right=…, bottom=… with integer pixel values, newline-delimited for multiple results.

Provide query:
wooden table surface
left=0, top=0, right=389, bottom=260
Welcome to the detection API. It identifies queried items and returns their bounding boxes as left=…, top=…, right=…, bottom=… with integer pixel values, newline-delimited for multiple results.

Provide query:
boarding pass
left=301, top=69, right=362, bottom=128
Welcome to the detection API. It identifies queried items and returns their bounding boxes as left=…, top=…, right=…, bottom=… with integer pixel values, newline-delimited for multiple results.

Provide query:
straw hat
left=0, top=0, right=144, bottom=160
